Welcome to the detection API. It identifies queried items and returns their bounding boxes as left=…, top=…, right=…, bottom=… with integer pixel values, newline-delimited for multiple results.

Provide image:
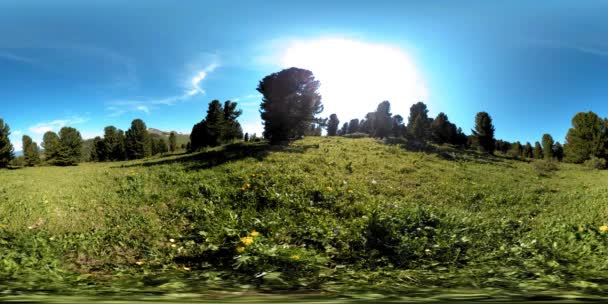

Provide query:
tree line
left=2, top=67, right=608, bottom=168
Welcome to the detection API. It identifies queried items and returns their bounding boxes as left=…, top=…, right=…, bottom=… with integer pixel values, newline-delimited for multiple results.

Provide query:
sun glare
left=281, top=38, right=428, bottom=120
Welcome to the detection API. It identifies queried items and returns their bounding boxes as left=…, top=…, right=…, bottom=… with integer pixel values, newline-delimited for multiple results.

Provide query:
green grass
left=2, top=137, right=608, bottom=300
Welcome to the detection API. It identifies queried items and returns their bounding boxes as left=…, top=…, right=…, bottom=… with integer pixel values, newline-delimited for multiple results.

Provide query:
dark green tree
left=55, top=127, right=83, bottom=166
left=103, top=126, right=126, bottom=161
left=0, top=119, right=14, bottom=168
left=370, top=101, right=393, bottom=138
left=391, top=115, right=406, bottom=138
left=339, top=122, right=348, bottom=136
left=554, top=142, right=564, bottom=161
left=533, top=141, right=543, bottom=159
left=125, top=119, right=150, bottom=160
left=22, top=135, right=40, bottom=166
left=90, top=136, right=104, bottom=161
left=169, top=131, right=177, bottom=152
left=495, top=140, right=511, bottom=154
left=523, top=142, right=533, bottom=158
left=430, top=112, right=458, bottom=144
left=407, top=102, right=431, bottom=141
left=563, top=111, right=607, bottom=163
left=327, top=114, right=340, bottom=136
left=347, top=119, right=360, bottom=134
left=190, top=100, right=226, bottom=150
left=222, top=100, right=243, bottom=141
left=509, top=141, right=523, bottom=158
left=472, top=112, right=496, bottom=154
left=257, top=67, right=323, bottom=144
left=542, top=134, right=554, bottom=160
left=42, top=131, right=60, bottom=163
left=244, top=132, right=249, bottom=142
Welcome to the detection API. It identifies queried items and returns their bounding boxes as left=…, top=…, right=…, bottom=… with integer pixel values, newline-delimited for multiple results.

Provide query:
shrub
left=343, top=132, right=369, bottom=139
left=584, top=156, right=606, bottom=170
left=533, top=160, right=559, bottom=176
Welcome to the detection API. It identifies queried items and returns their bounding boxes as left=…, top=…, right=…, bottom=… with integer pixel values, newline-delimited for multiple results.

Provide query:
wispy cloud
left=28, top=116, right=87, bottom=135
left=0, top=50, right=36, bottom=65
left=532, top=39, right=608, bottom=57
left=106, top=62, right=219, bottom=116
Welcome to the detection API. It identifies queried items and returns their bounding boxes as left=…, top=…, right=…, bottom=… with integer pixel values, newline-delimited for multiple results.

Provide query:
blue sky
left=2, top=1, right=608, bottom=151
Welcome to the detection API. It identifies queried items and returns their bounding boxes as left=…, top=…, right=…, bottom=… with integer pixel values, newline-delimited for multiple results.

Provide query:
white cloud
left=106, top=62, right=219, bottom=116
left=0, top=50, right=36, bottom=65
left=28, top=116, right=87, bottom=135
left=12, top=130, right=22, bottom=136
left=532, top=39, right=608, bottom=57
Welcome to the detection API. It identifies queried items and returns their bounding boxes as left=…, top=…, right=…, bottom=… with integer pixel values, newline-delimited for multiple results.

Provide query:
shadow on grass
left=114, top=141, right=319, bottom=171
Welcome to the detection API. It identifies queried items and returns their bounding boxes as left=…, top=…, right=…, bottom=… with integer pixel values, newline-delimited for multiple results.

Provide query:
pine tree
left=258, top=67, right=323, bottom=143
left=103, top=126, right=126, bottom=161
left=169, top=131, right=177, bottom=152
left=244, top=132, right=249, bottom=142
left=125, top=119, right=150, bottom=160
left=509, top=141, right=523, bottom=158
left=371, top=101, right=392, bottom=138
left=472, top=112, right=496, bottom=154
left=563, top=111, right=607, bottom=163
left=55, top=127, right=83, bottom=166
left=533, top=141, right=543, bottom=159
left=542, top=134, right=554, bottom=159
left=347, top=119, right=360, bottom=134
left=391, top=115, right=406, bottom=138
left=327, top=114, right=340, bottom=136
left=90, top=136, right=104, bottom=161
left=554, top=142, right=564, bottom=161
left=407, top=102, right=430, bottom=141
left=0, top=119, right=14, bottom=168
left=42, top=131, right=61, bottom=163
left=430, top=112, right=458, bottom=144
left=190, top=100, right=226, bottom=150
left=523, top=142, right=533, bottom=158
left=22, top=135, right=40, bottom=166
left=222, top=100, right=243, bottom=141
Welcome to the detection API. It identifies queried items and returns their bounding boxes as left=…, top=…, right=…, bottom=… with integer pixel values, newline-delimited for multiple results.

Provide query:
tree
left=190, top=100, right=226, bottom=150
left=327, top=114, right=340, bottom=136
left=151, top=137, right=168, bottom=155
left=369, top=101, right=393, bottom=138
left=339, top=122, right=348, bottom=136
left=347, top=119, right=360, bottom=134
left=169, top=131, right=177, bottom=152
left=391, top=115, right=406, bottom=138
left=523, top=142, right=533, bottom=158
left=222, top=100, right=244, bottom=141
left=42, top=131, right=61, bottom=163
left=90, top=136, right=104, bottom=161
left=495, top=140, right=511, bottom=154
left=0, top=119, right=14, bottom=168
left=103, top=126, right=126, bottom=161
left=533, top=141, right=543, bottom=159
left=554, top=142, right=564, bottom=161
left=509, top=141, right=523, bottom=158
left=22, top=135, right=40, bottom=166
left=257, top=67, right=323, bottom=144
left=542, top=134, right=554, bottom=160
left=563, top=111, right=607, bottom=163
left=472, top=112, right=496, bottom=154
left=430, top=112, right=458, bottom=144
left=55, top=127, right=83, bottom=166
left=125, top=119, right=150, bottom=160
left=407, top=102, right=431, bottom=141
left=244, top=132, right=249, bottom=142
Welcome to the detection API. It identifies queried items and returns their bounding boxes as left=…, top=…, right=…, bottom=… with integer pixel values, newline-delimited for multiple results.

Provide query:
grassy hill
left=1, top=137, right=608, bottom=299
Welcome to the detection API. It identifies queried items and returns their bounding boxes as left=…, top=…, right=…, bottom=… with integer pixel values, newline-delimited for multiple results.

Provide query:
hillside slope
left=1, top=137, right=608, bottom=297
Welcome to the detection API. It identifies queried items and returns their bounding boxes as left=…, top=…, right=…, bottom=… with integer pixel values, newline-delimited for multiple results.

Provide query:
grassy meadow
left=2, top=137, right=608, bottom=300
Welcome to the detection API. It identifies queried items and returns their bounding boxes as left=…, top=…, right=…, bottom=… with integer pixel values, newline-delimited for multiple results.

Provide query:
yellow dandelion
left=240, top=236, right=254, bottom=246
left=169, top=238, right=175, bottom=243
left=241, top=187, right=247, bottom=191
left=135, top=260, right=145, bottom=266
left=290, top=255, right=301, bottom=261
left=246, top=183, right=251, bottom=188
left=599, top=225, right=608, bottom=232
left=348, top=189, right=353, bottom=193
left=325, top=186, right=333, bottom=191
left=236, top=246, right=246, bottom=253
left=183, top=266, right=191, bottom=271
left=251, top=174, right=256, bottom=177
left=171, top=244, right=177, bottom=248
left=250, top=230, right=260, bottom=237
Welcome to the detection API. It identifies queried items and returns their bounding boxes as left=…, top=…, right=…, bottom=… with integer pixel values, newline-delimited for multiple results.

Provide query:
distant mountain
left=14, top=150, right=23, bottom=157
left=147, top=128, right=189, bottom=137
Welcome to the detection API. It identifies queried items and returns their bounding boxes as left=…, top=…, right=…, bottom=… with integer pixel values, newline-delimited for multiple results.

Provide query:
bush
left=584, top=156, right=606, bottom=170
left=343, top=132, right=369, bottom=139
left=533, top=160, right=559, bottom=176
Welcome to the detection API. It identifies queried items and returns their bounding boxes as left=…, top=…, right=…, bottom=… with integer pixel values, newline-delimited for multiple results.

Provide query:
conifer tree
left=391, top=115, right=406, bottom=138
left=371, top=101, right=393, bottom=138
left=103, top=126, right=126, bottom=161
left=554, top=142, right=564, bottom=161
left=169, top=131, right=177, bottom=152
left=347, top=119, right=360, bottom=134
left=42, top=131, right=60, bottom=163
left=257, top=67, right=323, bottom=143
left=22, top=135, right=40, bottom=166
left=510, top=141, right=523, bottom=158
left=0, top=118, right=14, bottom=168
left=523, top=142, right=533, bottom=158
left=563, top=111, right=607, bottom=163
left=125, top=119, right=150, bottom=160
left=430, top=112, right=458, bottom=144
left=222, top=100, right=243, bottom=141
left=244, top=132, right=249, bottom=142
left=90, top=136, right=103, bottom=161
left=327, top=114, right=340, bottom=136
left=407, top=102, right=430, bottom=141
left=533, top=141, right=543, bottom=159
left=472, top=112, right=496, bottom=154
left=55, top=127, right=83, bottom=166
left=542, top=133, right=554, bottom=159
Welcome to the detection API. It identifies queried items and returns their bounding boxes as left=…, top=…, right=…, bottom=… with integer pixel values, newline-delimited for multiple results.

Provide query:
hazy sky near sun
left=3, top=0, right=608, bottom=151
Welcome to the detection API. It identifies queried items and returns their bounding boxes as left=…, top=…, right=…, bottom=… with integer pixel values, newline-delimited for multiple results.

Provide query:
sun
left=280, top=38, right=428, bottom=121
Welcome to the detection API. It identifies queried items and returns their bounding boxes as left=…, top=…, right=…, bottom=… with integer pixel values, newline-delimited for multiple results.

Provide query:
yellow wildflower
left=246, top=183, right=251, bottom=188
left=241, top=187, right=247, bottom=191
left=290, top=255, right=301, bottom=261
left=348, top=189, right=353, bottom=193
left=250, top=230, right=260, bottom=237
left=183, top=266, right=191, bottom=271
left=326, top=186, right=333, bottom=191
left=169, top=238, right=175, bottom=243
left=135, top=260, right=145, bottom=266
left=236, top=246, right=246, bottom=253
left=241, top=236, right=254, bottom=246
left=600, top=225, right=608, bottom=232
